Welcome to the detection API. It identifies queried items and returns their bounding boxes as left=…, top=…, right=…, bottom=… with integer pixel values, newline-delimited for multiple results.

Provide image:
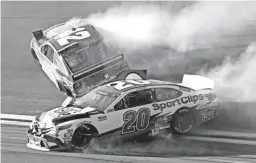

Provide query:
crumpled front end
left=26, top=114, right=73, bottom=151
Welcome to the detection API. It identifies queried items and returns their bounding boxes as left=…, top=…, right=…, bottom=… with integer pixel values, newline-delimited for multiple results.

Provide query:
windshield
left=74, top=88, right=119, bottom=111
left=59, top=39, right=118, bottom=73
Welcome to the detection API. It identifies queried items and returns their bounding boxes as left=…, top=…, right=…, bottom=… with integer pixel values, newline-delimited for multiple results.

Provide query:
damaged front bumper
left=26, top=133, right=51, bottom=151
left=26, top=127, right=71, bottom=151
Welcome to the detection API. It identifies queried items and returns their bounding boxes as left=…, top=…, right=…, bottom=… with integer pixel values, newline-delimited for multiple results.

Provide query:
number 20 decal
left=122, top=108, right=150, bottom=134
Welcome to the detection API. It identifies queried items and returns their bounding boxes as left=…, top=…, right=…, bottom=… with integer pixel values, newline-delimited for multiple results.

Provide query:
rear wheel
left=31, top=49, right=38, bottom=61
left=125, top=73, right=143, bottom=80
left=171, top=108, right=194, bottom=134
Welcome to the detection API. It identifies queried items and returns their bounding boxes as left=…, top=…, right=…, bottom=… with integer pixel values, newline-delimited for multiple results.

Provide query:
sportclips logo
left=153, top=94, right=204, bottom=111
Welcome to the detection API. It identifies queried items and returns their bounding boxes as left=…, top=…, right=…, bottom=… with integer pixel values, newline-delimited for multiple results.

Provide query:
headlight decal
left=56, top=124, right=72, bottom=131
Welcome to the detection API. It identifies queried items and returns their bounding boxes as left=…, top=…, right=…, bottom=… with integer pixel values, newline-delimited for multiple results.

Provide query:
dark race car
left=30, top=22, right=146, bottom=98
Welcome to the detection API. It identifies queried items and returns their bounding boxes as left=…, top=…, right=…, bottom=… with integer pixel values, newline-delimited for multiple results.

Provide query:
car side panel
left=88, top=95, right=162, bottom=140
left=151, top=87, right=219, bottom=124
left=32, top=41, right=59, bottom=87
left=193, top=89, right=219, bottom=124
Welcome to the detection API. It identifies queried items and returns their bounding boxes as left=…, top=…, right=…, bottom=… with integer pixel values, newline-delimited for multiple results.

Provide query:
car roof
left=47, top=24, right=101, bottom=52
left=97, top=79, right=179, bottom=94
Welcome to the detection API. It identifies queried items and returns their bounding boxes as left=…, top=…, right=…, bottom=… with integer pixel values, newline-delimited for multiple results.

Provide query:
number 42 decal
left=122, top=108, right=150, bottom=134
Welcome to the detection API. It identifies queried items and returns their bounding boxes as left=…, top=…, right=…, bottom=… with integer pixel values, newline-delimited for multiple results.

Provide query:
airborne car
left=30, top=22, right=145, bottom=97
left=26, top=75, right=219, bottom=151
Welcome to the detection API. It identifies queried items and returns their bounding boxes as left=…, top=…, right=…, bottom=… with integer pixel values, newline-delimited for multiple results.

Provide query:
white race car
left=30, top=22, right=145, bottom=98
left=26, top=75, right=219, bottom=151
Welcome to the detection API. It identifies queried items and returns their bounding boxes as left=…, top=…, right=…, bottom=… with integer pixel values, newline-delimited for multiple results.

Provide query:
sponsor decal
left=75, top=45, right=89, bottom=54
left=104, top=74, right=109, bottom=79
left=98, top=115, right=107, bottom=122
left=201, top=109, right=218, bottom=122
left=53, top=107, right=80, bottom=117
left=154, top=116, right=169, bottom=129
left=153, top=94, right=204, bottom=111
left=197, top=101, right=219, bottom=110
left=122, top=108, right=150, bottom=134
left=204, top=92, right=216, bottom=102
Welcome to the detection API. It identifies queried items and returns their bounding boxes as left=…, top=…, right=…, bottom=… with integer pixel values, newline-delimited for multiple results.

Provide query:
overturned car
left=30, top=22, right=146, bottom=98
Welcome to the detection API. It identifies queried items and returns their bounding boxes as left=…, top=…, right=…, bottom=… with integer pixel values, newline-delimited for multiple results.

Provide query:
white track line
left=183, top=157, right=254, bottom=163
left=234, top=155, right=256, bottom=159
left=0, top=114, right=35, bottom=121
left=183, top=136, right=256, bottom=145
left=191, top=129, right=256, bottom=139
left=1, top=120, right=30, bottom=126
left=2, top=113, right=256, bottom=146
left=0, top=147, right=196, bottom=163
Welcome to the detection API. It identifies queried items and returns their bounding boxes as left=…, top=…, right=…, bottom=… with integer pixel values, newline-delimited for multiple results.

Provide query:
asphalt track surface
left=2, top=1, right=256, bottom=163
left=3, top=124, right=256, bottom=163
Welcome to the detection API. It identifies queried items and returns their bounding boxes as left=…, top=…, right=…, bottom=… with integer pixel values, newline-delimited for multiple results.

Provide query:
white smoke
left=85, top=1, right=256, bottom=52
left=51, top=2, right=256, bottom=101
left=83, top=1, right=256, bottom=102
left=205, top=42, right=256, bottom=102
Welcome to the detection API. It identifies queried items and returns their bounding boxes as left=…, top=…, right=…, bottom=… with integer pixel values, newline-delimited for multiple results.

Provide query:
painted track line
left=1, top=120, right=31, bottom=126
left=2, top=113, right=256, bottom=146
left=1, top=113, right=35, bottom=121
left=189, top=129, right=256, bottom=140
left=183, top=136, right=256, bottom=145
left=183, top=157, right=255, bottom=163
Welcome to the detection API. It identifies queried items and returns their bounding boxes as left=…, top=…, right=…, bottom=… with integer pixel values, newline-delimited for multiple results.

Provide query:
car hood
left=38, top=106, right=95, bottom=128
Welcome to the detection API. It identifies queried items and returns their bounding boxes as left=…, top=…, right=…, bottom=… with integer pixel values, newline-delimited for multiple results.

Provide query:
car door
left=93, top=88, right=162, bottom=138
left=154, top=87, right=189, bottom=115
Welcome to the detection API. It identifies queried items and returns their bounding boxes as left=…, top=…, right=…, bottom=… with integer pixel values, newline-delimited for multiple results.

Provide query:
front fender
left=74, top=123, right=99, bottom=137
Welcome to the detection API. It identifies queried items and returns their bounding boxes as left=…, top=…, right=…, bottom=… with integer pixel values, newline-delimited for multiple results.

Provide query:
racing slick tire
left=31, top=49, right=39, bottom=61
left=171, top=107, right=194, bottom=134
left=125, top=72, right=143, bottom=80
left=71, top=124, right=97, bottom=149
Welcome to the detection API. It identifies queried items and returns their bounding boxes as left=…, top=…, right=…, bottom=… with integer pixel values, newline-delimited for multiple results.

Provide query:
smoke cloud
left=204, top=43, right=256, bottom=102
left=86, top=1, right=256, bottom=51
left=58, top=2, right=256, bottom=101
left=86, top=1, right=256, bottom=102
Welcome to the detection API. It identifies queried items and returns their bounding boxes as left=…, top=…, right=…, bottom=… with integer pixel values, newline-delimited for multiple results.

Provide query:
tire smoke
left=204, top=43, right=256, bottom=102
left=86, top=1, right=256, bottom=52
left=57, top=2, right=256, bottom=101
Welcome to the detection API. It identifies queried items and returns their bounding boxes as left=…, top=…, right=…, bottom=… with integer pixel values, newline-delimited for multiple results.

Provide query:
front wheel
left=171, top=108, right=194, bottom=134
left=71, top=125, right=92, bottom=149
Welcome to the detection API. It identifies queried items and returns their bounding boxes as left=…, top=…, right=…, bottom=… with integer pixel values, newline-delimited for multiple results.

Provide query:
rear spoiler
left=32, top=30, right=45, bottom=43
left=180, top=74, right=215, bottom=90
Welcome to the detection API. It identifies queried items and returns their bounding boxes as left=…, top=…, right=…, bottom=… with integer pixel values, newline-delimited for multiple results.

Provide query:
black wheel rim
left=174, top=112, right=192, bottom=133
